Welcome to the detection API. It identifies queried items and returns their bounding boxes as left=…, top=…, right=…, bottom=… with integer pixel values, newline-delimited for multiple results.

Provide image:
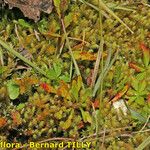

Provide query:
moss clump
left=0, top=0, right=150, bottom=149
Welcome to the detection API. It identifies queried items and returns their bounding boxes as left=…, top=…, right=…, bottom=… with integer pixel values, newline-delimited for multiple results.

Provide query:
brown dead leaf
left=4, top=0, right=53, bottom=21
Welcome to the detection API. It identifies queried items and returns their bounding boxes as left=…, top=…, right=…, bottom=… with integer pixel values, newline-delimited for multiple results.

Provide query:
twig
left=81, top=30, right=86, bottom=51
left=101, top=127, right=106, bottom=148
left=0, top=30, right=5, bottom=34
left=91, top=39, right=103, bottom=88
left=68, top=36, right=89, bottom=44
left=80, top=129, right=150, bottom=143
left=133, top=129, right=150, bottom=134
left=79, top=126, right=150, bottom=142
left=15, top=24, right=23, bottom=47
left=141, top=2, right=150, bottom=7
left=34, top=29, right=40, bottom=41
left=0, top=47, right=4, bottom=66
left=91, top=102, right=98, bottom=143
left=57, top=42, right=65, bottom=58
left=79, top=126, right=132, bottom=141
left=12, top=128, right=150, bottom=150
left=43, top=32, right=89, bottom=44
left=135, top=135, right=150, bottom=150
left=139, top=116, right=150, bottom=131
left=62, top=145, right=69, bottom=150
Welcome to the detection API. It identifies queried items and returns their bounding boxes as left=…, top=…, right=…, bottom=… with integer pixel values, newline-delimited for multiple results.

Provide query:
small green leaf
left=84, top=111, right=92, bottom=123
left=59, top=74, right=70, bottom=82
left=53, top=62, right=62, bottom=77
left=0, top=67, right=4, bottom=75
left=130, top=109, right=147, bottom=123
left=61, top=109, right=74, bottom=130
left=131, top=78, right=139, bottom=91
left=136, top=72, right=146, bottom=81
left=77, top=76, right=82, bottom=92
left=139, top=90, right=148, bottom=96
left=7, top=81, right=19, bottom=100
left=64, top=13, right=73, bottom=28
left=54, top=0, right=61, bottom=18
left=81, top=88, right=92, bottom=103
left=136, top=97, right=145, bottom=105
left=17, top=103, right=25, bottom=110
left=18, top=19, right=31, bottom=28
left=80, top=108, right=92, bottom=123
left=129, top=96, right=136, bottom=103
left=80, top=108, right=86, bottom=122
left=37, top=18, right=48, bottom=33
left=138, top=81, right=146, bottom=92
left=47, top=61, right=63, bottom=80
left=71, top=76, right=83, bottom=101
left=143, top=49, right=150, bottom=67
left=47, top=69, right=57, bottom=80
left=71, top=80, right=79, bottom=100
left=117, top=77, right=128, bottom=92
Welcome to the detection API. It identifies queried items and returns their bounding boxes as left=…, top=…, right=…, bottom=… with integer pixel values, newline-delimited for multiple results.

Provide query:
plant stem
left=79, top=0, right=133, bottom=33
left=93, top=49, right=118, bottom=97
left=136, top=136, right=150, bottom=150
left=61, top=19, right=81, bottom=77
left=78, top=0, right=110, bottom=18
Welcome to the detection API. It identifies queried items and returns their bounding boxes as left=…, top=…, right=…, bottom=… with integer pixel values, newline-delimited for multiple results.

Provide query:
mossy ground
left=0, top=0, right=150, bottom=150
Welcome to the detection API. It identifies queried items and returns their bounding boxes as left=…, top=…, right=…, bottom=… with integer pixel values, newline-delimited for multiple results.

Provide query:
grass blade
left=136, top=136, right=150, bottom=150
left=93, top=49, right=118, bottom=97
left=78, top=0, right=110, bottom=19
left=0, top=38, right=49, bottom=78
left=79, top=0, right=133, bottom=33
left=61, top=19, right=81, bottom=76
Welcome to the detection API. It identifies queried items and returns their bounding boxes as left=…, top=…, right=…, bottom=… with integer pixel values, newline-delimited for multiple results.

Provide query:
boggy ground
left=0, top=0, right=150, bottom=150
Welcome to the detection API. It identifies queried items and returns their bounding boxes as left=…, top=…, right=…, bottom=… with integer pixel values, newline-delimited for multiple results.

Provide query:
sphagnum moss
left=0, top=0, right=150, bottom=149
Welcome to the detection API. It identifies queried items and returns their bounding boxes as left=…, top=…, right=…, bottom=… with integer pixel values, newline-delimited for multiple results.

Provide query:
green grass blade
left=93, top=50, right=118, bottom=97
left=61, top=19, right=81, bottom=76
left=0, top=38, right=49, bottom=78
left=79, top=0, right=110, bottom=18
left=79, top=0, right=133, bottom=33
left=136, top=136, right=150, bottom=150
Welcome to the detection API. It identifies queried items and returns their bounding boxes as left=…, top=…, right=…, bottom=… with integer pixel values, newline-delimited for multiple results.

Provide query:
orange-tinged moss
left=32, top=98, right=47, bottom=108
left=40, top=83, right=56, bottom=93
left=11, top=111, right=22, bottom=126
left=0, top=117, right=7, bottom=128
left=36, top=109, right=49, bottom=121
left=72, top=42, right=85, bottom=50
left=57, top=81, right=71, bottom=99
left=140, top=42, right=149, bottom=53
left=140, top=42, right=150, bottom=66
left=92, top=99, right=100, bottom=109
left=77, top=121, right=84, bottom=129
left=25, top=34, right=36, bottom=45
left=128, top=62, right=143, bottom=72
left=110, top=84, right=129, bottom=103
left=15, top=76, right=39, bottom=94
left=46, top=45, right=56, bottom=54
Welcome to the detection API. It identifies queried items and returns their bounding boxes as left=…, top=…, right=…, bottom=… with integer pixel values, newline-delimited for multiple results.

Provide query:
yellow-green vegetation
left=0, top=0, right=150, bottom=149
